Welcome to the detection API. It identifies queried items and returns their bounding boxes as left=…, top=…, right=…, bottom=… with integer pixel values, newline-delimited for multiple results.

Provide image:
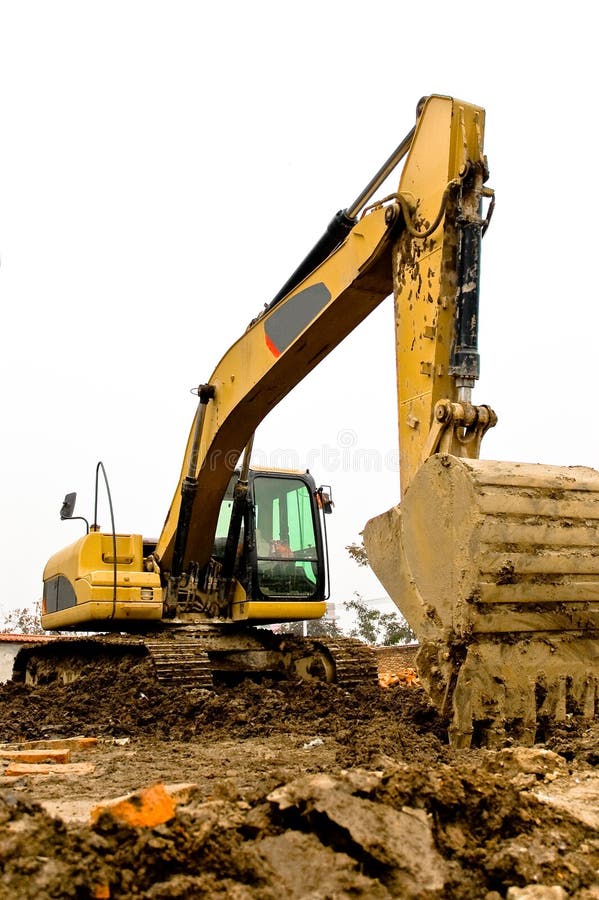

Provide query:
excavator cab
left=41, top=467, right=330, bottom=632
left=211, top=468, right=329, bottom=615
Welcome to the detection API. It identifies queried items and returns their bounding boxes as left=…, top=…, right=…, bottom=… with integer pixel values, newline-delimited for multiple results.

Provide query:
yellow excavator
left=17, top=95, right=599, bottom=747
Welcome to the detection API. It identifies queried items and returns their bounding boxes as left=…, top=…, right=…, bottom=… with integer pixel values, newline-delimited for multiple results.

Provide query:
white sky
left=0, top=2, right=596, bottom=625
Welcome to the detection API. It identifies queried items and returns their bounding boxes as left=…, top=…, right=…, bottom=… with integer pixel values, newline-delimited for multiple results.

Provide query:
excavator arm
left=44, top=94, right=484, bottom=634
left=154, top=95, right=492, bottom=581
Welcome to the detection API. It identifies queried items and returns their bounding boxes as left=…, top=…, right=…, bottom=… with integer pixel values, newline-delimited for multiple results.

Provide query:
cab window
left=253, top=476, right=318, bottom=598
left=212, top=478, right=244, bottom=562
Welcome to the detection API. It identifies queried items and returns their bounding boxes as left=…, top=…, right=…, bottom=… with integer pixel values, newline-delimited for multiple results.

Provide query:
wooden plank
left=17, top=737, right=98, bottom=751
left=0, top=748, right=71, bottom=764
left=4, top=762, right=96, bottom=777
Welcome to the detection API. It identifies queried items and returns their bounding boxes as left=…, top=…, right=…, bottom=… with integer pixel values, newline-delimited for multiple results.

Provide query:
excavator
left=16, top=95, right=599, bottom=748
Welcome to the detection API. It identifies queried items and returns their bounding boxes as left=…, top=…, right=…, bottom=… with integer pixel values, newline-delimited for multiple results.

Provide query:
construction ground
left=0, top=649, right=598, bottom=899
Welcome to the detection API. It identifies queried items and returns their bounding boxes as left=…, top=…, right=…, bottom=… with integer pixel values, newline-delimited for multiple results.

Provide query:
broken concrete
left=268, top=771, right=448, bottom=896
left=506, top=885, right=568, bottom=900
left=533, top=771, right=599, bottom=831
left=480, top=747, right=568, bottom=780
left=257, top=831, right=392, bottom=899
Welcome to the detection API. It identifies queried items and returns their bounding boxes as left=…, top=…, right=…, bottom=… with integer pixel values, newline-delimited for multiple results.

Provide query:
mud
left=0, top=657, right=598, bottom=898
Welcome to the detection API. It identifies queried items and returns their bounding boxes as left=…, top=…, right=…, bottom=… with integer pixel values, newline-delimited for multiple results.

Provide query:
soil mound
left=0, top=658, right=597, bottom=898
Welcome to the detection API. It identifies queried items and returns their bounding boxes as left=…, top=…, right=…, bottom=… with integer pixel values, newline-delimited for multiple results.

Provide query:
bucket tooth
left=364, top=454, right=599, bottom=747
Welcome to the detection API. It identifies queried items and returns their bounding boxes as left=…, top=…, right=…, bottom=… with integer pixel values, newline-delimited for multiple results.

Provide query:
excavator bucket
left=364, top=454, right=599, bottom=748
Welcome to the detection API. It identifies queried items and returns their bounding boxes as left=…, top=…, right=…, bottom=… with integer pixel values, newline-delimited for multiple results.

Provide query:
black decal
left=264, top=283, right=331, bottom=357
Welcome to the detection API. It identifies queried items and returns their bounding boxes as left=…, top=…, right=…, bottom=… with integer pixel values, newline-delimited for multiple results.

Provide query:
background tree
left=306, top=618, right=343, bottom=638
left=345, top=535, right=416, bottom=645
left=343, top=593, right=415, bottom=645
left=0, top=603, right=44, bottom=635
left=345, top=539, right=369, bottom=568
left=282, top=618, right=343, bottom=639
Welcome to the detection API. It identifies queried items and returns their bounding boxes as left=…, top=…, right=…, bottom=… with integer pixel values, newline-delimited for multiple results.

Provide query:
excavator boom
left=154, top=96, right=491, bottom=577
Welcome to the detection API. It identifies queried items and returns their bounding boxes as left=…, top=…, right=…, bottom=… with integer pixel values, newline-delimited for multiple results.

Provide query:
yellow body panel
left=44, top=532, right=147, bottom=582
left=42, top=532, right=163, bottom=628
left=231, top=600, right=327, bottom=623
left=41, top=599, right=164, bottom=630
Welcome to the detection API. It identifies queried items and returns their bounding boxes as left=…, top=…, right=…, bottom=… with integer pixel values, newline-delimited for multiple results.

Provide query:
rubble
left=269, top=772, right=448, bottom=895
left=90, top=783, right=178, bottom=828
left=0, top=661, right=596, bottom=897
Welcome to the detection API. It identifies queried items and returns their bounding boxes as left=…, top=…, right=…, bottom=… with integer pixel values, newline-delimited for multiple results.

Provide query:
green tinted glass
left=253, top=476, right=318, bottom=597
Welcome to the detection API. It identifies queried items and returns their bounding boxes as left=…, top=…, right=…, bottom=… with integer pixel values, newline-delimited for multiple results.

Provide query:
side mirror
left=60, top=492, right=77, bottom=520
left=316, top=486, right=334, bottom=515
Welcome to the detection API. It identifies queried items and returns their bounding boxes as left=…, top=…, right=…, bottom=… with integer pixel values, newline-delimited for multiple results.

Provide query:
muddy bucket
left=364, top=454, right=599, bottom=747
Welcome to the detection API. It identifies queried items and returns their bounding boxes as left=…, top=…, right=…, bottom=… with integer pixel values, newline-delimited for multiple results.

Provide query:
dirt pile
left=0, top=663, right=598, bottom=898
left=0, top=657, right=446, bottom=765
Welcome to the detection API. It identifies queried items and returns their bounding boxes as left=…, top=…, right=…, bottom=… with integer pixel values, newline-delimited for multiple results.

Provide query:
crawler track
left=311, top=637, right=379, bottom=688
left=143, top=639, right=213, bottom=689
left=12, top=631, right=380, bottom=691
